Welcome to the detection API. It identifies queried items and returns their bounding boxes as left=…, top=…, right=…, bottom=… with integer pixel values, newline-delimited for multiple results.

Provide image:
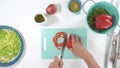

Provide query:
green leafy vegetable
left=87, top=7, right=110, bottom=32
left=0, top=29, right=21, bottom=63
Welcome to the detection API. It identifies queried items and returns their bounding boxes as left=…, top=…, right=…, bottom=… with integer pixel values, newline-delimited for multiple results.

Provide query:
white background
left=0, top=0, right=120, bottom=68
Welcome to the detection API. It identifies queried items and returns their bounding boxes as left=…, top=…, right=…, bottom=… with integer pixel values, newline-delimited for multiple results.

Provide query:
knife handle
left=58, top=55, right=63, bottom=67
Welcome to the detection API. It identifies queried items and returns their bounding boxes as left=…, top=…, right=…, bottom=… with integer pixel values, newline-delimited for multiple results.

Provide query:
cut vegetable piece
left=67, top=34, right=73, bottom=49
left=53, top=32, right=67, bottom=50
left=95, top=20, right=112, bottom=29
left=95, top=14, right=112, bottom=21
left=0, top=29, right=21, bottom=63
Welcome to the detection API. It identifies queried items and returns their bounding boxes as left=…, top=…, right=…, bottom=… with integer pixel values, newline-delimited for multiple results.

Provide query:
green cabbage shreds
left=0, top=29, right=21, bottom=63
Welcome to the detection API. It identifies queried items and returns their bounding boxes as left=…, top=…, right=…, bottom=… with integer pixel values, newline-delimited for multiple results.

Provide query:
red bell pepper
left=67, top=34, right=73, bottom=49
left=95, top=14, right=112, bottom=29
left=53, top=32, right=67, bottom=50
left=95, top=14, right=112, bottom=21
left=95, top=20, right=112, bottom=29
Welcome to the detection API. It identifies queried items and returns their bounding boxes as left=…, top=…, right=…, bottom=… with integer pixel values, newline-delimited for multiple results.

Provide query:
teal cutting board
left=41, top=28, right=87, bottom=59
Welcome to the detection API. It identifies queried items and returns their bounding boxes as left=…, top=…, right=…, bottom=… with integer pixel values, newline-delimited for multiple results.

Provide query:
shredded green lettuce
left=0, top=29, right=21, bottom=63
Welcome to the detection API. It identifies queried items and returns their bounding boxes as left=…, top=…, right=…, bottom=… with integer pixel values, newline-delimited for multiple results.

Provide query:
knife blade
left=59, top=45, right=66, bottom=59
left=58, top=35, right=67, bottom=66
left=59, top=35, right=67, bottom=59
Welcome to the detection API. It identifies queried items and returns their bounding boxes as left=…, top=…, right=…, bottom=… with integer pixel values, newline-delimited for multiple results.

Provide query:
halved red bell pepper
left=67, top=34, right=73, bottom=49
left=95, top=20, right=112, bottom=29
left=95, top=14, right=112, bottom=21
left=95, top=14, right=112, bottom=29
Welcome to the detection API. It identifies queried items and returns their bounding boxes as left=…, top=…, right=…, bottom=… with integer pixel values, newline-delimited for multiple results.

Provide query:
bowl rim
left=0, top=25, right=24, bottom=66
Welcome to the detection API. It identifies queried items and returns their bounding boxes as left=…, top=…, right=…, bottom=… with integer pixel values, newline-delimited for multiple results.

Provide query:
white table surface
left=0, top=0, right=119, bottom=68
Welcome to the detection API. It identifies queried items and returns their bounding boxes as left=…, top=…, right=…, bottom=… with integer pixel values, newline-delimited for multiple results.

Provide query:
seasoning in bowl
left=34, top=14, right=45, bottom=23
left=69, top=0, right=81, bottom=13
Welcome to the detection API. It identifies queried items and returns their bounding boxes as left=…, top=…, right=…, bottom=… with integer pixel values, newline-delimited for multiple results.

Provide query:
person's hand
left=49, top=56, right=63, bottom=68
left=69, top=34, right=90, bottom=59
left=69, top=34, right=100, bottom=68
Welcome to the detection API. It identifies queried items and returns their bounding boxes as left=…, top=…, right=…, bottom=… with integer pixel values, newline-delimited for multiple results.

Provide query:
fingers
left=54, top=56, right=59, bottom=62
left=54, top=56, right=63, bottom=68
left=59, top=59, right=63, bottom=68
left=49, top=56, right=64, bottom=68
left=75, top=35, right=80, bottom=43
left=53, top=56, right=59, bottom=68
left=79, top=38, right=83, bottom=45
left=49, top=62, right=54, bottom=68
left=71, top=34, right=76, bottom=50
left=71, top=34, right=80, bottom=42
left=71, top=34, right=75, bottom=45
left=71, top=34, right=81, bottom=47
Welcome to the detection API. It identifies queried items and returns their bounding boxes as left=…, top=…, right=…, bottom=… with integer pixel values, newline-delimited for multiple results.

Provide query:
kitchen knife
left=58, top=34, right=67, bottom=67
left=59, top=44, right=66, bottom=59
left=59, top=36, right=67, bottom=59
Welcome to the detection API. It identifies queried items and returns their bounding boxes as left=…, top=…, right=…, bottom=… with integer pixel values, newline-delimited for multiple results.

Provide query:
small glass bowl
left=68, top=0, right=82, bottom=15
left=34, top=14, right=48, bottom=26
